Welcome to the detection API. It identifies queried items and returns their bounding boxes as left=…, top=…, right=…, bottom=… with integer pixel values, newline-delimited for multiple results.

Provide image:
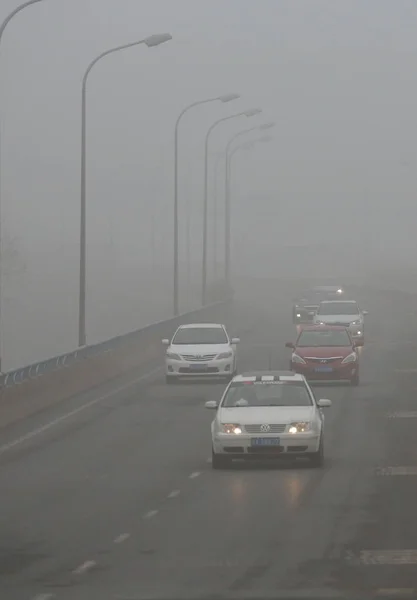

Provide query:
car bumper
left=166, top=357, right=234, bottom=378
left=292, top=362, right=358, bottom=382
left=212, top=433, right=320, bottom=458
left=312, top=323, right=364, bottom=339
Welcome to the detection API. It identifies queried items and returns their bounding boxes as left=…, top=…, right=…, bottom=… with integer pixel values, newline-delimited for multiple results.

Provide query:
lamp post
left=0, top=0, right=45, bottom=372
left=222, top=123, right=274, bottom=285
left=212, top=152, right=224, bottom=279
left=173, top=92, right=239, bottom=316
left=201, top=108, right=262, bottom=306
left=78, top=33, right=172, bottom=347
left=224, top=135, right=273, bottom=285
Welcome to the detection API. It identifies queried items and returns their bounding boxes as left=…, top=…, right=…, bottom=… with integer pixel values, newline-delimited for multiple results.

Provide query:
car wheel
left=212, top=448, right=230, bottom=470
left=309, top=436, right=324, bottom=468
left=165, top=375, right=177, bottom=385
left=351, top=372, right=359, bottom=386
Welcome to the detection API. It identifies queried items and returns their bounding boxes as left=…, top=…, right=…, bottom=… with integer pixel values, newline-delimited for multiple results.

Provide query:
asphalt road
left=1, top=281, right=417, bottom=599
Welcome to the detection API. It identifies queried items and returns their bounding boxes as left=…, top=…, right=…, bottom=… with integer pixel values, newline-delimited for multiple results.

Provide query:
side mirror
left=231, top=337, right=240, bottom=344
left=205, top=400, right=218, bottom=409
left=162, top=339, right=170, bottom=346
left=354, top=340, right=364, bottom=347
left=362, top=310, right=368, bottom=315
left=317, top=399, right=332, bottom=408
left=285, top=342, right=295, bottom=349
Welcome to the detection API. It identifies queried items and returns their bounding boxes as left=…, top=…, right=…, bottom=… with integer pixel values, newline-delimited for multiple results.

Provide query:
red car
left=286, top=325, right=362, bottom=385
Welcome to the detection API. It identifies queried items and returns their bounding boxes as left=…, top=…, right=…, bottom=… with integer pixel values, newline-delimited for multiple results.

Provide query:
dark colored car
left=286, top=325, right=362, bottom=385
left=292, top=286, right=345, bottom=324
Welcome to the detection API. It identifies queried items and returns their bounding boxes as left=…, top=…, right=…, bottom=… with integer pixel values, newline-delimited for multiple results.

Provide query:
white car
left=313, top=300, right=368, bottom=342
left=206, top=371, right=331, bottom=469
left=163, top=323, right=240, bottom=384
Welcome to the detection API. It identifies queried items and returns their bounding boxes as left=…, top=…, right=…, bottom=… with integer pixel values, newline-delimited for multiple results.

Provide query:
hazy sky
left=1, top=0, right=416, bottom=369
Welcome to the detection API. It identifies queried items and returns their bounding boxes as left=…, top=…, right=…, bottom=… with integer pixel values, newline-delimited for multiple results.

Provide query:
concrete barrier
left=0, top=300, right=232, bottom=430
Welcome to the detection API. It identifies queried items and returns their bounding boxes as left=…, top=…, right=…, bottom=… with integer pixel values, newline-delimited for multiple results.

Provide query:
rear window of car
left=297, top=329, right=352, bottom=347
left=222, top=381, right=313, bottom=407
left=317, top=302, right=358, bottom=315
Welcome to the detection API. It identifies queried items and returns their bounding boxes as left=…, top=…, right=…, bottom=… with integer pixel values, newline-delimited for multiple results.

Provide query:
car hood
left=314, top=314, right=360, bottom=323
left=219, top=406, right=315, bottom=424
left=295, top=346, right=353, bottom=358
left=170, top=343, right=231, bottom=355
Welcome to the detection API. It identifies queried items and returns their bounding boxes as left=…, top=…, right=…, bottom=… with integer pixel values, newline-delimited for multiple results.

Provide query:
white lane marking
left=73, top=560, right=96, bottom=574
left=387, top=411, right=417, bottom=418
left=360, top=550, right=417, bottom=565
left=376, top=590, right=416, bottom=597
left=0, top=366, right=162, bottom=456
left=376, top=466, right=417, bottom=476
left=32, top=594, right=55, bottom=600
left=143, top=510, right=158, bottom=519
left=189, top=471, right=201, bottom=479
left=114, top=533, right=130, bottom=544
left=167, top=489, right=180, bottom=498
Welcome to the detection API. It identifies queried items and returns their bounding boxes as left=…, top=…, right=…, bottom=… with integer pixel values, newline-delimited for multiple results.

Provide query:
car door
left=305, top=380, right=324, bottom=427
left=225, top=326, right=238, bottom=370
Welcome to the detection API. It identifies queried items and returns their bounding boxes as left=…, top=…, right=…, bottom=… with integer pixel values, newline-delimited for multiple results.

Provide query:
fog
left=1, top=0, right=416, bottom=370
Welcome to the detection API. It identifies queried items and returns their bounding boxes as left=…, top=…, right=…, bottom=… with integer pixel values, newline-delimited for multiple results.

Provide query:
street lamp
left=224, top=122, right=275, bottom=161
left=224, top=136, right=273, bottom=285
left=210, top=122, right=274, bottom=277
left=78, top=33, right=172, bottom=347
left=173, top=92, right=239, bottom=316
left=201, top=108, right=262, bottom=306
left=0, top=0, right=45, bottom=372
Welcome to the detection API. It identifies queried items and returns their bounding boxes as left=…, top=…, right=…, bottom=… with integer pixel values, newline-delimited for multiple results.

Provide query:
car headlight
left=350, top=321, right=359, bottom=326
left=296, top=313, right=301, bottom=318
left=221, top=423, right=242, bottom=434
left=342, top=352, right=357, bottom=364
left=291, top=353, right=306, bottom=364
left=166, top=351, right=182, bottom=360
left=337, top=289, right=343, bottom=294
left=315, top=321, right=325, bottom=325
left=289, top=422, right=311, bottom=434
left=217, top=351, right=233, bottom=359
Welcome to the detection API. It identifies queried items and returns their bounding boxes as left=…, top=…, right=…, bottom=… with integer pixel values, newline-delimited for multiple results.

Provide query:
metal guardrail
left=0, top=299, right=230, bottom=390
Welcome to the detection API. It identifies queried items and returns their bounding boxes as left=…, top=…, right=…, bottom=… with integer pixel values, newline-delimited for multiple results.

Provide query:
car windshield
left=172, top=327, right=228, bottom=345
left=317, top=302, right=359, bottom=315
left=303, top=288, right=341, bottom=302
left=297, top=329, right=351, bottom=347
left=222, top=381, right=313, bottom=407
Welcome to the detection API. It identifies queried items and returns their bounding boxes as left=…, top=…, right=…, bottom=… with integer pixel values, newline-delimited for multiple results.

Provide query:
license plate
left=314, top=366, right=333, bottom=373
left=251, top=438, right=281, bottom=446
left=189, top=363, right=207, bottom=370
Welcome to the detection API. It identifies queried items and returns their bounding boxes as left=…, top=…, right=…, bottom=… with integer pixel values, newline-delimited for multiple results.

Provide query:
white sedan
left=163, top=323, right=240, bottom=384
left=206, top=371, right=331, bottom=468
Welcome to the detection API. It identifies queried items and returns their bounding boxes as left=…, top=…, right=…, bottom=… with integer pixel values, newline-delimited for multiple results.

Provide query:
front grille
left=248, top=446, right=284, bottom=454
left=244, top=424, right=286, bottom=434
left=178, top=367, right=219, bottom=373
left=181, top=354, right=217, bottom=361
left=304, top=357, right=342, bottom=364
left=329, top=322, right=352, bottom=327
